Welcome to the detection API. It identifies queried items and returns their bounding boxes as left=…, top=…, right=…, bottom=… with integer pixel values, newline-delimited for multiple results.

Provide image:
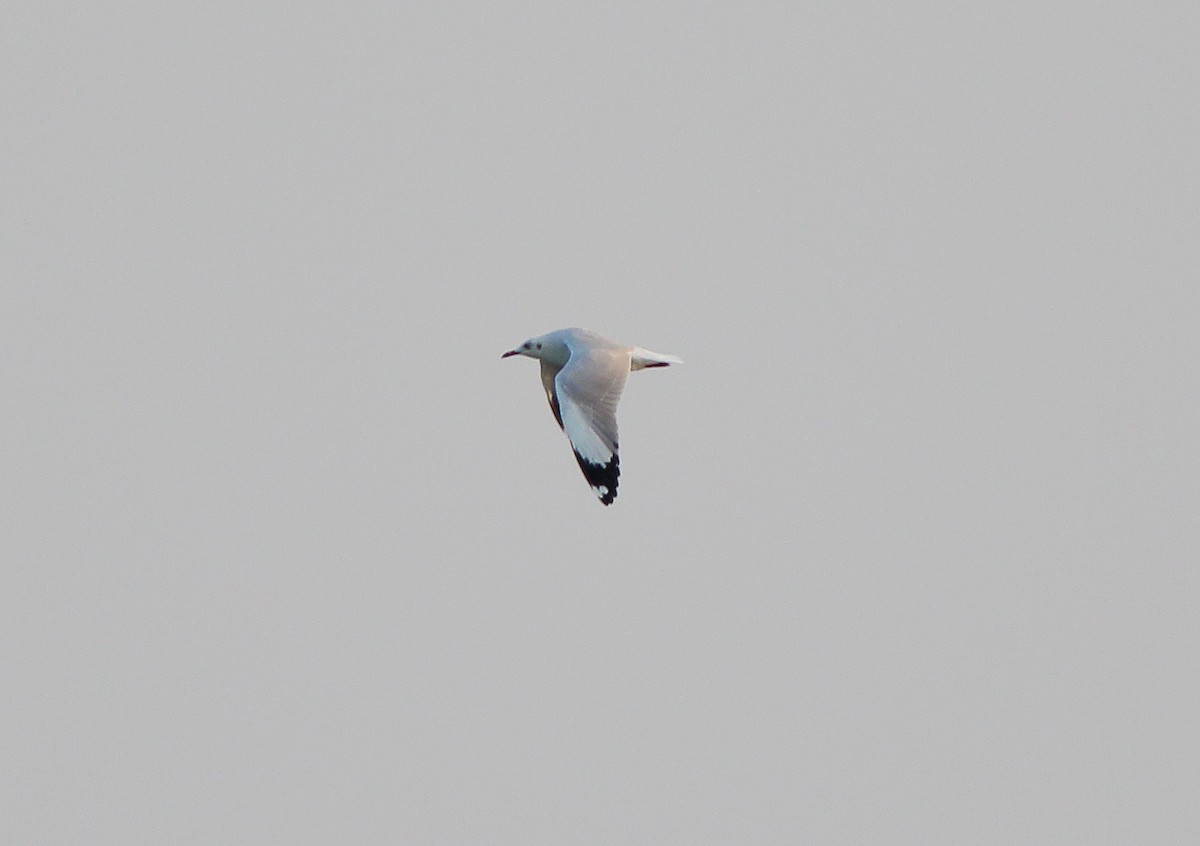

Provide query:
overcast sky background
left=3, top=2, right=1198, bottom=843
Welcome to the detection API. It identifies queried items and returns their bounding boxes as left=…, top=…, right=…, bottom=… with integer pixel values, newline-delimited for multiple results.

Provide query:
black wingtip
left=573, top=451, right=619, bottom=505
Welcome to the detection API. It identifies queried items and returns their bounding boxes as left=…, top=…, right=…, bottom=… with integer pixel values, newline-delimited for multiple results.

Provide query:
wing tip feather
left=574, top=451, right=619, bottom=505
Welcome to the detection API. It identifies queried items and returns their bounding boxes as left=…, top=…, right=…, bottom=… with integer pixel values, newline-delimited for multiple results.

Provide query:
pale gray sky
left=3, top=2, right=1198, bottom=843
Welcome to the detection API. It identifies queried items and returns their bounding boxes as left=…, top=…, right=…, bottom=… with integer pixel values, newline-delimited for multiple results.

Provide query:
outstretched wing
left=554, top=346, right=630, bottom=505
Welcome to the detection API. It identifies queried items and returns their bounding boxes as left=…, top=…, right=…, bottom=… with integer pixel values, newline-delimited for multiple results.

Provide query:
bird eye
left=536, top=343, right=542, bottom=350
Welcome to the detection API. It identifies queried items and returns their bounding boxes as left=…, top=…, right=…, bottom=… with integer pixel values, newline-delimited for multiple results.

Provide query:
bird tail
left=631, top=347, right=683, bottom=370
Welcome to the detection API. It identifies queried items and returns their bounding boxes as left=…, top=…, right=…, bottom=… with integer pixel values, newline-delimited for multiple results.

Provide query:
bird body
left=502, top=328, right=681, bottom=505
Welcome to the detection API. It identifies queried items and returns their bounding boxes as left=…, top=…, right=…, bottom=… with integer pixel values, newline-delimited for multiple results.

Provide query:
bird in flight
left=502, top=327, right=682, bottom=505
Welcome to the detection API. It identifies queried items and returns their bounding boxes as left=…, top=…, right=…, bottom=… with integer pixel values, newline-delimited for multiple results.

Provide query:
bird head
left=501, top=337, right=544, bottom=359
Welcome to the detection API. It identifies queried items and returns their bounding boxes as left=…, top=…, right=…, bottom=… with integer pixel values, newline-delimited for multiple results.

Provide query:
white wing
left=554, top=344, right=630, bottom=505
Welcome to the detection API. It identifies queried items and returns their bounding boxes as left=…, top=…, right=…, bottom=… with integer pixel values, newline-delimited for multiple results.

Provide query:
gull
left=502, top=327, right=682, bottom=505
